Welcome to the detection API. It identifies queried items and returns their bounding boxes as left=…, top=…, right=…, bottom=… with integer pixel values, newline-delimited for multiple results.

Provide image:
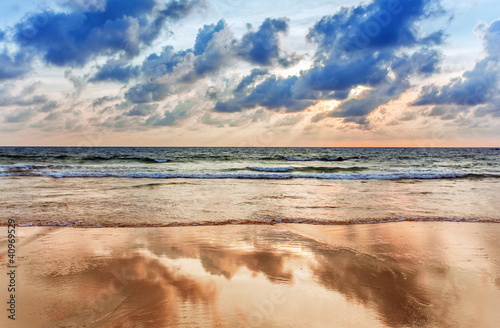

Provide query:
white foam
left=247, top=166, right=294, bottom=172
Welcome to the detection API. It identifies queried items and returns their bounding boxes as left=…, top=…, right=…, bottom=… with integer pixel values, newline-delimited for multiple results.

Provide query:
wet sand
left=2, top=177, right=500, bottom=226
left=1, top=222, right=500, bottom=327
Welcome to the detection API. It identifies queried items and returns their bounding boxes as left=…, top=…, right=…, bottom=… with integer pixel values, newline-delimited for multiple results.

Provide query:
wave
left=247, top=166, right=294, bottom=172
left=295, top=166, right=369, bottom=173
left=1, top=167, right=498, bottom=180
left=81, top=156, right=169, bottom=163
left=1, top=164, right=69, bottom=172
left=285, top=156, right=360, bottom=162
left=245, top=166, right=370, bottom=173
left=9, top=216, right=500, bottom=228
left=0, top=154, right=71, bottom=160
left=0, top=154, right=169, bottom=163
left=1, top=152, right=361, bottom=163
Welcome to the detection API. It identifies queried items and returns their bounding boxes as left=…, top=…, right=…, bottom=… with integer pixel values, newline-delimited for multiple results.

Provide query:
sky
left=0, top=0, right=499, bottom=146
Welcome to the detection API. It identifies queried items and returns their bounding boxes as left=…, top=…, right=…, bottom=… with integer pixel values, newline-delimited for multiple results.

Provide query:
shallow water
left=1, top=176, right=499, bottom=227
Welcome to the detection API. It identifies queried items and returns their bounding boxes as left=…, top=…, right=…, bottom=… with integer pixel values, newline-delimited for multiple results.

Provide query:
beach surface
left=1, top=222, right=499, bottom=328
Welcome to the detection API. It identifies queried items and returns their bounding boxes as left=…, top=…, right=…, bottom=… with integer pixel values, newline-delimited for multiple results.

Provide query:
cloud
left=193, top=19, right=227, bottom=56
left=191, top=20, right=235, bottom=77
left=125, top=16, right=295, bottom=105
left=43, top=111, right=63, bottom=121
left=141, top=46, right=191, bottom=79
left=413, top=19, right=500, bottom=117
left=64, top=70, right=87, bottom=98
left=200, top=113, right=230, bottom=127
left=13, top=0, right=201, bottom=67
left=300, top=53, right=390, bottom=92
left=275, top=114, right=303, bottom=126
left=214, top=75, right=313, bottom=113
left=0, top=83, right=50, bottom=107
left=92, top=95, right=119, bottom=107
left=237, top=18, right=289, bottom=66
left=0, top=94, right=48, bottom=107
left=233, top=68, right=268, bottom=93
left=412, top=60, right=497, bottom=106
left=125, top=83, right=170, bottom=103
left=277, top=53, right=303, bottom=68
left=125, top=19, right=234, bottom=104
left=125, top=103, right=159, bottom=116
left=145, top=101, right=192, bottom=126
left=90, top=61, right=140, bottom=83
left=0, top=50, right=33, bottom=81
left=307, top=0, right=445, bottom=54
left=4, top=108, right=38, bottom=123
left=61, top=0, right=107, bottom=12
left=215, top=0, right=445, bottom=121
left=330, top=48, right=442, bottom=120
left=39, top=101, right=59, bottom=113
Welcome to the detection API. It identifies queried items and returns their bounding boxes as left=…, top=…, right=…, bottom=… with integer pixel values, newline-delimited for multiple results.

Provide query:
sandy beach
left=1, top=222, right=499, bottom=327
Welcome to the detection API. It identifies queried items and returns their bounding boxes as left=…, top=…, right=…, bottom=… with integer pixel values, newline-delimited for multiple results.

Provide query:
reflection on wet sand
left=1, top=222, right=499, bottom=327
left=199, top=249, right=293, bottom=283
left=312, top=248, right=432, bottom=327
left=60, top=254, right=219, bottom=327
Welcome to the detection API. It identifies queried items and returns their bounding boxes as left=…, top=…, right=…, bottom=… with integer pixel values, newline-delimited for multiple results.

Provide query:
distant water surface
left=1, top=147, right=499, bottom=179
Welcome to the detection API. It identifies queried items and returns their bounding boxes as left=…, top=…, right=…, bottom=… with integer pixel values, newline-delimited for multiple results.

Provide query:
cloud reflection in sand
left=6, top=223, right=500, bottom=327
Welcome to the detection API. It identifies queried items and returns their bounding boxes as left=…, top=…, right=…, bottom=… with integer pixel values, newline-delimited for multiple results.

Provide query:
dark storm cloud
left=13, top=0, right=201, bottom=67
left=412, top=19, right=500, bottom=117
left=237, top=18, right=289, bottom=65
left=214, top=0, right=445, bottom=120
left=90, top=61, right=140, bottom=83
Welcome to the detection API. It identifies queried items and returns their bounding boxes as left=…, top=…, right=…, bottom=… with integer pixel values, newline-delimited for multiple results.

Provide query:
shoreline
left=3, top=217, right=500, bottom=228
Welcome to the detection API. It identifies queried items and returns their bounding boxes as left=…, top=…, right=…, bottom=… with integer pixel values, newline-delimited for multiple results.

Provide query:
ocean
left=1, top=147, right=499, bottom=227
